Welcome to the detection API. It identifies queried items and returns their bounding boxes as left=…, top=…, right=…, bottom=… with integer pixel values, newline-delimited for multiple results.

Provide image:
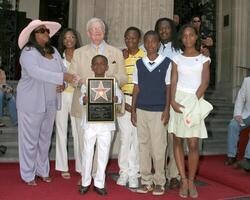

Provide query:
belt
left=124, top=93, right=132, bottom=96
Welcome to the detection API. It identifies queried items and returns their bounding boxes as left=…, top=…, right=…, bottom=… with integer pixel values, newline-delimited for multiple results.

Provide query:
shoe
left=189, top=186, right=198, bottom=198
left=239, top=158, right=250, bottom=171
left=79, top=185, right=90, bottom=194
left=38, top=176, right=52, bottom=183
left=27, top=180, right=37, bottom=186
left=61, top=171, right=71, bottom=179
left=93, top=186, right=107, bottom=196
left=179, top=178, right=188, bottom=198
left=136, top=184, right=153, bottom=193
left=188, top=178, right=198, bottom=198
left=169, top=178, right=180, bottom=189
left=224, top=157, right=237, bottom=165
left=152, top=185, right=165, bottom=196
left=129, top=176, right=138, bottom=188
left=0, top=145, right=7, bottom=154
left=116, top=174, right=128, bottom=186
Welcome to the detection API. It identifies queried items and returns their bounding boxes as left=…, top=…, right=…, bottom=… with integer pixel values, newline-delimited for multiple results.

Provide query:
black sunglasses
left=193, top=20, right=201, bottom=23
left=34, top=28, right=50, bottom=34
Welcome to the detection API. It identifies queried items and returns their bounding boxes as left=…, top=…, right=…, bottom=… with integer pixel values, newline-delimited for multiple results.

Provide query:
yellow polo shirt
left=121, top=48, right=145, bottom=94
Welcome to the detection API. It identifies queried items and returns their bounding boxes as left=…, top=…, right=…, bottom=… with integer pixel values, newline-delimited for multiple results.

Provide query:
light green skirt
left=168, top=90, right=208, bottom=139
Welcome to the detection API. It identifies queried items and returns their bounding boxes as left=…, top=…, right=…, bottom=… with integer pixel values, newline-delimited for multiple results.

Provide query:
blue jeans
left=227, top=117, right=250, bottom=159
left=0, top=91, right=17, bottom=125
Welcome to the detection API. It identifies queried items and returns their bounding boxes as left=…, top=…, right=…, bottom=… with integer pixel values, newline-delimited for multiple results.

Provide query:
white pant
left=55, top=92, right=82, bottom=173
left=117, top=95, right=139, bottom=178
left=81, top=127, right=111, bottom=188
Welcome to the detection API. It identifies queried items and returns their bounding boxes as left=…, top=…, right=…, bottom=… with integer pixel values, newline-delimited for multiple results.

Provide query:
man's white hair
left=86, top=17, right=105, bottom=33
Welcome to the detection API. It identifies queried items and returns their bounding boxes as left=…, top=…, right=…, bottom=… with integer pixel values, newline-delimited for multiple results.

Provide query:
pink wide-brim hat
left=18, top=19, right=61, bottom=49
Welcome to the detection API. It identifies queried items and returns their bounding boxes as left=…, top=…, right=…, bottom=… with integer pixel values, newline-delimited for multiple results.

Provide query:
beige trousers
left=136, top=109, right=167, bottom=186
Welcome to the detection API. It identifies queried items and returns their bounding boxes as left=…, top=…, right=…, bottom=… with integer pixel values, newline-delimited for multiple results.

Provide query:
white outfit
left=116, top=49, right=145, bottom=184
left=234, top=77, right=250, bottom=119
left=55, top=56, right=81, bottom=173
left=168, top=54, right=211, bottom=138
left=159, top=42, right=182, bottom=60
left=174, top=54, right=211, bottom=94
left=80, top=81, right=122, bottom=188
left=117, top=95, right=139, bottom=178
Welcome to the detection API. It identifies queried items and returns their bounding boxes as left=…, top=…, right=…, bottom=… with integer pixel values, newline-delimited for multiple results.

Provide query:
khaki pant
left=136, top=109, right=167, bottom=186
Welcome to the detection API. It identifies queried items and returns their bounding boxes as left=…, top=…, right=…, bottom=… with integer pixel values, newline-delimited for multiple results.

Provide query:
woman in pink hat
left=17, top=19, right=76, bottom=186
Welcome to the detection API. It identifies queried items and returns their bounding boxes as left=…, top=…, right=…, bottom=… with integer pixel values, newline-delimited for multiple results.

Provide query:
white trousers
left=81, top=127, right=111, bottom=188
left=55, top=92, right=81, bottom=173
left=117, top=95, right=139, bottom=178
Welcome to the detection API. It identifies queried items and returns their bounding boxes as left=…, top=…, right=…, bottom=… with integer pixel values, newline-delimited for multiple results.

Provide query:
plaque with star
left=87, top=78, right=115, bottom=122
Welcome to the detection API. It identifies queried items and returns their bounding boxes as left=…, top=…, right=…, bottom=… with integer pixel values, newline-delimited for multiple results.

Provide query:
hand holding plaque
left=87, top=78, right=115, bottom=122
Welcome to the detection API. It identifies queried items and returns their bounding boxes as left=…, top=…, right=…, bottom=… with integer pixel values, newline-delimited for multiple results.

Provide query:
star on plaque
left=91, top=81, right=111, bottom=101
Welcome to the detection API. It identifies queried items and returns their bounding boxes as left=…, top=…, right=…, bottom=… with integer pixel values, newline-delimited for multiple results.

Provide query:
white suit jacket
left=234, top=77, right=250, bottom=119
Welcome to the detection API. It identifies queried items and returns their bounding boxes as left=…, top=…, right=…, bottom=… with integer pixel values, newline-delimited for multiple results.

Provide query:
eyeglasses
left=193, top=20, right=201, bottom=23
left=34, top=28, right=50, bottom=34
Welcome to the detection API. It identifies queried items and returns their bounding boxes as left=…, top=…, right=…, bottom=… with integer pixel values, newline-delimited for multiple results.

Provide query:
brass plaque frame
left=87, top=78, right=115, bottom=122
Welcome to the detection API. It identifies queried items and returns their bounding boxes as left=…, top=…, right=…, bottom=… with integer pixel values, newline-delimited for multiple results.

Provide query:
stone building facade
left=14, top=0, right=250, bottom=156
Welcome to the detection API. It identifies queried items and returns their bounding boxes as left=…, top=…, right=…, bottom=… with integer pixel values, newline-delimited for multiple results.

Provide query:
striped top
left=121, top=48, right=145, bottom=94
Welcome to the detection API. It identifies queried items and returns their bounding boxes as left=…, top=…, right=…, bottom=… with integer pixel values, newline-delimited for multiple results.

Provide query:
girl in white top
left=168, top=24, right=210, bottom=198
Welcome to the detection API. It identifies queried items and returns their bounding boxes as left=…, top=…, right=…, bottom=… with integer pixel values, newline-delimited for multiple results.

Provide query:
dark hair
left=25, top=31, right=54, bottom=56
left=143, top=30, right=160, bottom=42
left=191, top=15, right=202, bottom=23
left=154, top=17, right=179, bottom=51
left=57, top=28, right=81, bottom=58
left=91, top=55, right=108, bottom=65
left=177, top=24, right=201, bottom=52
left=124, top=26, right=142, bottom=39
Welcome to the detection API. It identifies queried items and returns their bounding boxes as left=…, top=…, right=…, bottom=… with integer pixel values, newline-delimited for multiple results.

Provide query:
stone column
left=75, top=0, right=95, bottom=44
left=104, top=0, right=173, bottom=47
left=18, top=0, right=40, bottom=19
left=232, top=0, right=249, bottom=99
left=216, top=0, right=249, bottom=101
left=68, top=0, right=77, bottom=29
left=74, top=0, right=173, bottom=157
left=75, top=0, right=173, bottom=47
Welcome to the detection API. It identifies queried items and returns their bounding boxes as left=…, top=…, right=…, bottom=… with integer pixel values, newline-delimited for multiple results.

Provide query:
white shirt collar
left=91, top=40, right=106, bottom=55
left=142, top=54, right=165, bottom=72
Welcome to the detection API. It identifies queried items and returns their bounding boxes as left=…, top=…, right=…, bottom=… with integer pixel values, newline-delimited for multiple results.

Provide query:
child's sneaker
left=129, top=176, right=138, bottom=188
left=136, top=184, right=153, bottom=193
left=152, top=185, right=165, bottom=195
left=116, top=174, right=128, bottom=186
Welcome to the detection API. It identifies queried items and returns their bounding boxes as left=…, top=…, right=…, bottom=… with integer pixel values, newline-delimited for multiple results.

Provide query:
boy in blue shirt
left=131, top=30, right=171, bottom=195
